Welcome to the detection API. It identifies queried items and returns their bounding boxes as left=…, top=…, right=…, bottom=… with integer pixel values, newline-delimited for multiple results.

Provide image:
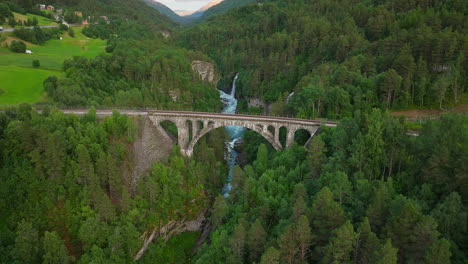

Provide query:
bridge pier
left=286, top=128, right=295, bottom=147
left=177, top=120, right=190, bottom=151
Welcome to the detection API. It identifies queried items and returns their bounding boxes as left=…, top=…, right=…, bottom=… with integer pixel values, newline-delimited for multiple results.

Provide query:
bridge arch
left=184, top=122, right=283, bottom=157
left=148, top=113, right=327, bottom=157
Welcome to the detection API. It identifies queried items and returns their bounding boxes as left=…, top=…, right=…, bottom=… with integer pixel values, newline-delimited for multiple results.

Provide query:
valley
left=0, top=0, right=466, bottom=263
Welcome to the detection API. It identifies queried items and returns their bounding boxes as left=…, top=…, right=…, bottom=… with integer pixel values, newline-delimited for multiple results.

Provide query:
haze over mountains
left=144, top=0, right=256, bottom=24
left=175, top=0, right=223, bottom=17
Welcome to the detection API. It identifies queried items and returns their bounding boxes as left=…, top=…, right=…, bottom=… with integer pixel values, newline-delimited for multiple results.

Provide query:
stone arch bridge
left=60, top=109, right=337, bottom=157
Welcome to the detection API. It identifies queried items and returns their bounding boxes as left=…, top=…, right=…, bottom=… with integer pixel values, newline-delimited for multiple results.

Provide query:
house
left=39, top=4, right=46, bottom=10
left=47, top=5, right=55, bottom=11
left=52, top=14, right=61, bottom=21
left=100, top=16, right=110, bottom=24
left=75, top=11, right=83, bottom=17
left=56, top=9, right=64, bottom=14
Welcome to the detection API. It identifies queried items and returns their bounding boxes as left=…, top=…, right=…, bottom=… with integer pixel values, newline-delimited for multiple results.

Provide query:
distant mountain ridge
left=174, top=0, right=224, bottom=19
left=201, top=0, right=256, bottom=19
left=143, top=0, right=192, bottom=24
left=144, top=0, right=256, bottom=24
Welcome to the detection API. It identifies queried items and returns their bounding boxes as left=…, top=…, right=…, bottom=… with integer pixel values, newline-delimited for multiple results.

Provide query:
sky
left=157, top=0, right=214, bottom=11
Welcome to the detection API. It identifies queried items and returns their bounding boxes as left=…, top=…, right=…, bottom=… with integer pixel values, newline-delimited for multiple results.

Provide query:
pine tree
left=310, top=187, right=347, bottom=246
left=260, top=247, right=280, bottom=264
left=374, top=239, right=398, bottom=264
left=323, top=221, right=358, bottom=264
left=296, top=215, right=313, bottom=261
left=247, top=219, right=267, bottom=263
left=367, top=181, right=393, bottom=232
left=254, top=144, right=268, bottom=175
left=384, top=196, right=440, bottom=263
left=278, top=224, right=298, bottom=264
left=307, top=135, right=327, bottom=179
left=355, top=218, right=380, bottom=264
left=230, top=223, right=246, bottom=263
left=430, top=192, right=466, bottom=245
left=42, top=231, right=70, bottom=264
left=422, top=239, right=451, bottom=264
left=12, top=220, right=40, bottom=264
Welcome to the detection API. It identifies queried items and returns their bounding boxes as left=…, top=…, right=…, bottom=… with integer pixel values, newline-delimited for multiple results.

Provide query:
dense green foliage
left=0, top=105, right=227, bottom=263
left=43, top=43, right=221, bottom=110
left=0, top=0, right=466, bottom=263
left=180, top=0, right=467, bottom=117
left=195, top=112, right=467, bottom=263
left=9, top=39, right=25, bottom=52
left=0, top=2, right=12, bottom=22
left=13, top=26, right=63, bottom=44
left=1, top=0, right=174, bottom=30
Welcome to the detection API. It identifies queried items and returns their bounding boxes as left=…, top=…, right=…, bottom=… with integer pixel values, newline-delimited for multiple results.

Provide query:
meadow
left=0, top=66, right=59, bottom=105
left=0, top=27, right=106, bottom=106
left=1, top=12, right=57, bottom=28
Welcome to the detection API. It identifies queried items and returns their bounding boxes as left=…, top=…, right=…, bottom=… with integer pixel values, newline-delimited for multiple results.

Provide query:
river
left=219, top=74, right=245, bottom=197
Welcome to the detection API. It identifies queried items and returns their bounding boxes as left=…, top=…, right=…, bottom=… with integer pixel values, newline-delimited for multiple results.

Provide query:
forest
left=179, top=0, right=466, bottom=118
left=0, top=0, right=466, bottom=263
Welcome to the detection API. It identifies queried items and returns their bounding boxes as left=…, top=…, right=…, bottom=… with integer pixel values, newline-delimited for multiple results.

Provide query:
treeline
left=41, top=20, right=222, bottom=111
left=0, top=1, right=53, bottom=18
left=179, top=0, right=467, bottom=117
left=13, top=26, right=63, bottom=44
left=0, top=105, right=228, bottom=263
left=195, top=111, right=467, bottom=263
left=1, top=0, right=174, bottom=30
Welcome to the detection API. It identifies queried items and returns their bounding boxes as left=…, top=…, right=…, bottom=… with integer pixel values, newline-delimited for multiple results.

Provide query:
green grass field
left=0, top=27, right=106, bottom=106
left=0, top=28, right=106, bottom=70
left=0, top=66, right=60, bottom=105
left=1, top=12, right=57, bottom=28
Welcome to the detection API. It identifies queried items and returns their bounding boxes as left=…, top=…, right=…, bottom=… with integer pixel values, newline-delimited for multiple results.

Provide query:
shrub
left=32, top=60, right=40, bottom=68
left=68, top=27, right=75, bottom=38
left=59, top=23, right=69, bottom=31
left=10, top=40, right=26, bottom=53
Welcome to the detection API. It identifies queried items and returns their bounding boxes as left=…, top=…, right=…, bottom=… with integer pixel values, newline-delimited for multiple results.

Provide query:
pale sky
left=157, top=0, right=213, bottom=11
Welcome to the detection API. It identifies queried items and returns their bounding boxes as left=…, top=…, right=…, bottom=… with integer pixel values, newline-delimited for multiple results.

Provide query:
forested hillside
left=0, top=0, right=174, bottom=30
left=180, top=0, right=467, bottom=118
left=142, top=0, right=191, bottom=25
left=0, top=0, right=467, bottom=263
left=0, top=105, right=228, bottom=263
left=200, top=0, right=255, bottom=20
left=44, top=19, right=221, bottom=111
left=195, top=112, right=467, bottom=264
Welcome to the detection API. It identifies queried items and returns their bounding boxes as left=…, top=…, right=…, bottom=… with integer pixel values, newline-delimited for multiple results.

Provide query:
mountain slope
left=143, top=0, right=191, bottom=24
left=188, top=0, right=224, bottom=18
left=201, top=0, right=255, bottom=19
left=5, top=0, right=174, bottom=28
left=180, top=0, right=466, bottom=115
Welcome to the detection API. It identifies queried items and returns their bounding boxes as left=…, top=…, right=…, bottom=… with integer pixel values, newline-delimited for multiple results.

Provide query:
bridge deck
left=58, top=109, right=338, bottom=127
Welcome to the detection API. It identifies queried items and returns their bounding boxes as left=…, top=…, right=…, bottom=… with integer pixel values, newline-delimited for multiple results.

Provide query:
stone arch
left=158, top=119, right=178, bottom=141
left=184, top=122, right=283, bottom=157
left=278, top=126, right=288, bottom=148
left=294, top=128, right=312, bottom=145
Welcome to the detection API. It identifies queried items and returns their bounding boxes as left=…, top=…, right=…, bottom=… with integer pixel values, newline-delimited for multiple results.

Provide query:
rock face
left=131, top=116, right=174, bottom=191
left=247, top=97, right=270, bottom=113
left=191, top=60, right=217, bottom=84
left=134, top=210, right=207, bottom=261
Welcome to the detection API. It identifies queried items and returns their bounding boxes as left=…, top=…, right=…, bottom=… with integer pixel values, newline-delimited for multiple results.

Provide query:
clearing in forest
left=0, top=27, right=106, bottom=106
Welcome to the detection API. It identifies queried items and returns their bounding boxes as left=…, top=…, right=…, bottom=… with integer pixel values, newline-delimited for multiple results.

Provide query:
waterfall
left=230, top=73, right=239, bottom=97
left=218, top=74, right=245, bottom=197
left=286, top=91, right=294, bottom=105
